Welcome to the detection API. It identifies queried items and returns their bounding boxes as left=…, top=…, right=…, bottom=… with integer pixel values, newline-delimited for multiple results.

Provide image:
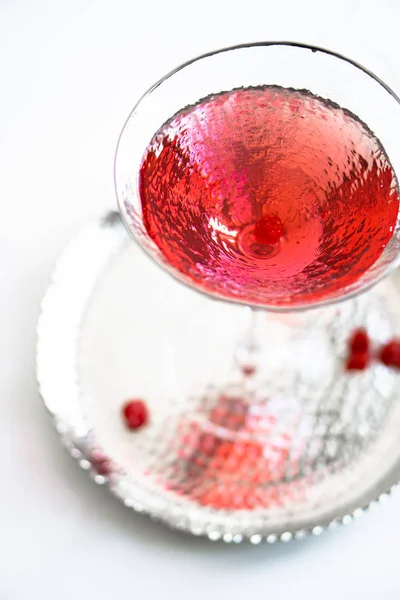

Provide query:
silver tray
left=37, top=212, right=400, bottom=543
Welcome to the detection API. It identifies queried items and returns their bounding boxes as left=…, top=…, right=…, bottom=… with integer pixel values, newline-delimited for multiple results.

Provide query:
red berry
left=346, top=352, right=370, bottom=371
left=91, top=450, right=112, bottom=475
left=379, top=340, right=400, bottom=368
left=122, top=399, right=149, bottom=430
left=254, top=214, right=284, bottom=245
left=349, top=328, right=369, bottom=354
left=94, top=459, right=112, bottom=475
left=242, top=364, right=256, bottom=377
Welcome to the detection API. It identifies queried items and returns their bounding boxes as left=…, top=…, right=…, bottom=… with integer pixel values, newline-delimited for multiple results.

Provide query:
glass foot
left=37, top=212, right=400, bottom=542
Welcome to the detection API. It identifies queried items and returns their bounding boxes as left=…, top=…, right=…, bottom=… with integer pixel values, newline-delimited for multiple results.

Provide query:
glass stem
left=235, top=306, right=264, bottom=377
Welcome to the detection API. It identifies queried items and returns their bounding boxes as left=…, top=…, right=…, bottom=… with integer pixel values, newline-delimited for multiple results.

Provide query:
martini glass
left=115, top=43, right=400, bottom=537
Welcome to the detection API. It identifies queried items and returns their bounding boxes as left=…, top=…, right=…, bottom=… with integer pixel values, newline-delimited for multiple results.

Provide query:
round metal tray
left=37, top=212, right=400, bottom=543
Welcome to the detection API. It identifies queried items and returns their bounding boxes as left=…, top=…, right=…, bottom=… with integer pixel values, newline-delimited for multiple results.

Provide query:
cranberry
left=254, top=214, right=284, bottom=245
left=242, top=364, right=256, bottom=377
left=93, top=458, right=112, bottom=475
left=122, top=399, right=149, bottom=430
left=91, top=450, right=112, bottom=475
left=379, top=340, right=400, bottom=368
left=349, top=328, right=369, bottom=354
left=346, top=352, right=370, bottom=371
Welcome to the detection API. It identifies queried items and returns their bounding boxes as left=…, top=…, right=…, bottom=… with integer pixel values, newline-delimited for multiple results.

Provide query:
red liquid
left=139, top=86, right=399, bottom=306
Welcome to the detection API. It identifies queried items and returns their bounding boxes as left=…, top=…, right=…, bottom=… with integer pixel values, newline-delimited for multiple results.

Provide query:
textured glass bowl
left=115, top=42, right=400, bottom=310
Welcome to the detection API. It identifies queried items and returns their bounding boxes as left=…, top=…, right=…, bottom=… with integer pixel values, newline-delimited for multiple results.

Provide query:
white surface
left=1, top=1, right=400, bottom=598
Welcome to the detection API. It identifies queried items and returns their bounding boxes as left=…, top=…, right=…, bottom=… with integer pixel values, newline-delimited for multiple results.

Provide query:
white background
left=1, top=0, right=400, bottom=598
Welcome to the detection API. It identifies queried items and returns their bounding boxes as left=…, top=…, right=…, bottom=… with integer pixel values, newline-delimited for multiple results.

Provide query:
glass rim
left=114, top=40, right=400, bottom=313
